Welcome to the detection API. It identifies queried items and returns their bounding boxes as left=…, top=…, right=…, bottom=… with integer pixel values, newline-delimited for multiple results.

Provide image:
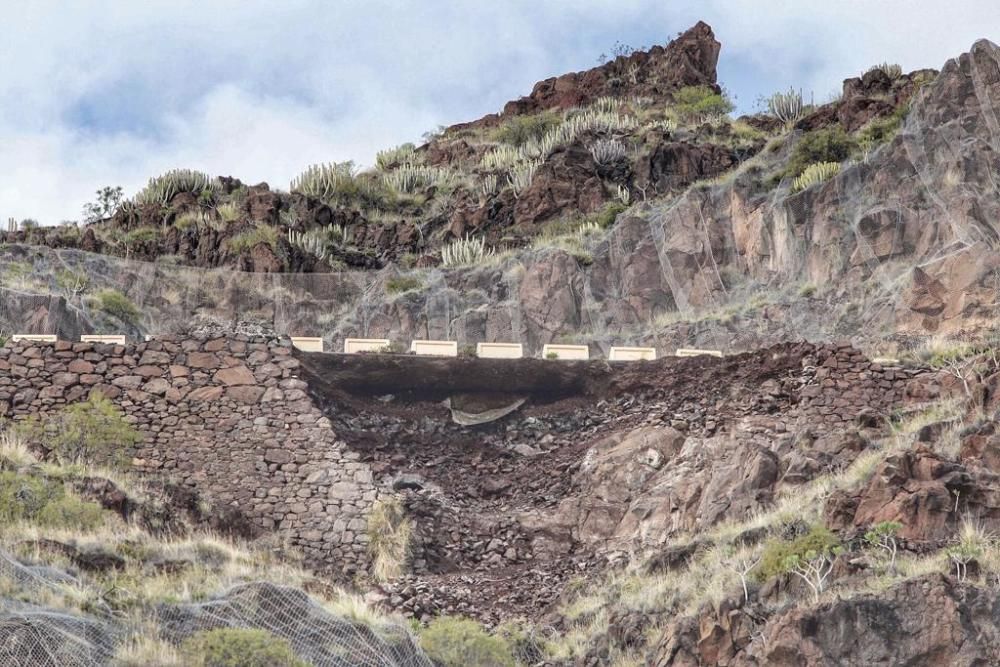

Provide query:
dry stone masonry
left=0, top=335, right=376, bottom=574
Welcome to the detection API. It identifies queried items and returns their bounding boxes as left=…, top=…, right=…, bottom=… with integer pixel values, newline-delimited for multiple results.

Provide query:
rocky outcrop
left=825, top=447, right=1000, bottom=540
left=459, top=21, right=721, bottom=125
left=758, top=575, right=1000, bottom=666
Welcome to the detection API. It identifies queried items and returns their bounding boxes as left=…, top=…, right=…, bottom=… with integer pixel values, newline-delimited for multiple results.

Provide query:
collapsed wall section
left=0, top=335, right=375, bottom=574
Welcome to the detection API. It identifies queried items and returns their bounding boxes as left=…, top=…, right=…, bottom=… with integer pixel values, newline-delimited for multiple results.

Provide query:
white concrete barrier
left=477, top=342, right=523, bottom=359
left=609, top=346, right=657, bottom=361
left=11, top=335, right=57, bottom=343
left=81, top=335, right=127, bottom=344
left=344, top=338, right=391, bottom=354
left=410, top=340, right=458, bottom=357
left=542, top=344, right=589, bottom=360
left=675, top=348, right=723, bottom=358
left=291, top=337, right=324, bottom=352
left=872, top=357, right=900, bottom=365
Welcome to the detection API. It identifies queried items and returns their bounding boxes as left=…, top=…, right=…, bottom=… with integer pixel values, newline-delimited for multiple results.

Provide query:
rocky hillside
left=2, top=25, right=999, bottom=354
left=4, top=18, right=1000, bottom=667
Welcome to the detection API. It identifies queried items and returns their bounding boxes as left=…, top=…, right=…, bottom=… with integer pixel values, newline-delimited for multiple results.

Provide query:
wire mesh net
left=0, top=550, right=430, bottom=666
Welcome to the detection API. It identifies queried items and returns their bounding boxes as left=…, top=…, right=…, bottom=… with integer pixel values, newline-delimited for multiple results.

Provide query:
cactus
left=507, top=161, right=540, bottom=198
left=480, top=174, right=498, bottom=199
left=617, top=184, right=631, bottom=205
left=792, top=162, right=841, bottom=192
left=590, top=138, right=627, bottom=165
left=867, top=62, right=903, bottom=80
left=381, top=165, right=454, bottom=194
left=290, top=162, right=356, bottom=201
left=375, top=143, right=418, bottom=170
left=134, top=169, right=220, bottom=206
left=441, top=235, right=494, bottom=267
left=286, top=225, right=350, bottom=262
left=768, top=88, right=804, bottom=125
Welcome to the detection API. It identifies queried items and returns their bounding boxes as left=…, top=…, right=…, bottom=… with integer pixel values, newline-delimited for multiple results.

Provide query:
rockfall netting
left=1, top=42, right=998, bottom=356
left=0, top=550, right=431, bottom=667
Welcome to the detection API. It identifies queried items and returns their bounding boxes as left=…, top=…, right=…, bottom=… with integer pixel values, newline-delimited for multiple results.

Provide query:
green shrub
left=856, top=104, right=908, bottom=149
left=96, top=289, right=141, bottom=325
left=593, top=201, right=627, bottom=229
left=671, top=85, right=735, bottom=124
left=784, top=127, right=855, bottom=179
left=180, top=628, right=305, bottom=667
left=385, top=276, right=423, bottom=295
left=16, top=391, right=141, bottom=466
left=0, top=472, right=106, bottom=529
left=420, top=617, right=514, bottom=667
left=493, top=112, right=560, bottom=147
left=757, top=525, right=840, bottom=581
left=226, top=224, right=279, bottom=255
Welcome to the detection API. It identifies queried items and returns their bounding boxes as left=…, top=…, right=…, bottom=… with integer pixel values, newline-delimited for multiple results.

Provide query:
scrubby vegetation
left=420, top=617, right=515, bottom=667
left=14, top=391, right=141, bottom=466
left=95, top=289, right=141, bottom=326
left=180, top=628, right=306, bottom=667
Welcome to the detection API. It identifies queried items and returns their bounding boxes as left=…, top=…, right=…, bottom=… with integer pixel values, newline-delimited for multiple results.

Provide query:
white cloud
left=1, top=0, right=997, bottom=223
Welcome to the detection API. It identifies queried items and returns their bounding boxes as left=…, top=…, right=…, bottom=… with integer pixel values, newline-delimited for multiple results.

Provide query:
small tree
left=783, top=546, right=842, bottom=603
left=18, top=391, right=141, bottom=466
left=82, top=186, right=124, bottom=224
left=55, top=269, right=90, bottom=302
left=864, top=521, right=902, bottom=572
left=721, top=546, right=761, bottom=603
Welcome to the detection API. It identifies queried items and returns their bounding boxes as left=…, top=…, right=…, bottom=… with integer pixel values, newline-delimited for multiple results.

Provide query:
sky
left=2, top=0, right=997, bottom=224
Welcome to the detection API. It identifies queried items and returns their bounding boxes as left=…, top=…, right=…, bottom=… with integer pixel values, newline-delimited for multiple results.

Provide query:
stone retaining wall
left=0, top=335, right=374, bottom=574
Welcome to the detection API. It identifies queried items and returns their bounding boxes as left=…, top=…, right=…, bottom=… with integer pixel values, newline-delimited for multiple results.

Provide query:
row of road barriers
left=4, top=335, right=722, bottom=361
left=336, top=338, right=722, bottom=360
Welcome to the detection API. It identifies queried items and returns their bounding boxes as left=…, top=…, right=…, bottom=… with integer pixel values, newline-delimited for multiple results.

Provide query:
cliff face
left=4, top=36, right=999, bottom=351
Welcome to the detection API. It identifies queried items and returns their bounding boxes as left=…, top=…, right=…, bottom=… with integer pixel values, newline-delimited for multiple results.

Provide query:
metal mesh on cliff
left=0, top=550, right=430, bottom=667
left=2, top=45, right=999, bottom=355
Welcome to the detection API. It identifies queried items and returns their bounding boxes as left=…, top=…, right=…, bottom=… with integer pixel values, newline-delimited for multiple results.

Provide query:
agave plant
left=792, top=161, right=841, bottom=192
left=441, top=235, right=494, bottom=267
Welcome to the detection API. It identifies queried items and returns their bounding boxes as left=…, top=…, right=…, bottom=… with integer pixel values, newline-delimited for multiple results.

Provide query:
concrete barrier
left=609, top=346, right=657, bottom=361
left=476, top=342, right=523, bottom=359
left=11, top=335, right=57, bottom=343
left=81, top=335, right=127, bottom=344
left=676, top=348, right=723, bottom=358
left=872, top=357, right=901, bottom=365
left=291, top=337, right=324, bottom=352
left=344, top=338, right=391, bottom=354
left=542, top=344, right=589, bottom=360
left=410, top=340, right=458, bottom=357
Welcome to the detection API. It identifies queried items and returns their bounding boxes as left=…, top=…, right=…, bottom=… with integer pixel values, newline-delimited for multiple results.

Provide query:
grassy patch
left=385, top=275, right=423, bottom=295
left=226, top=224, right=279, bottom=254
left=180, top=628, right=306, bottom=667
left=420, top=617, right=515, bottom=667
left=784, top=127, right=855, bottom=180
left=367, top=496, right=412, bottom=581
